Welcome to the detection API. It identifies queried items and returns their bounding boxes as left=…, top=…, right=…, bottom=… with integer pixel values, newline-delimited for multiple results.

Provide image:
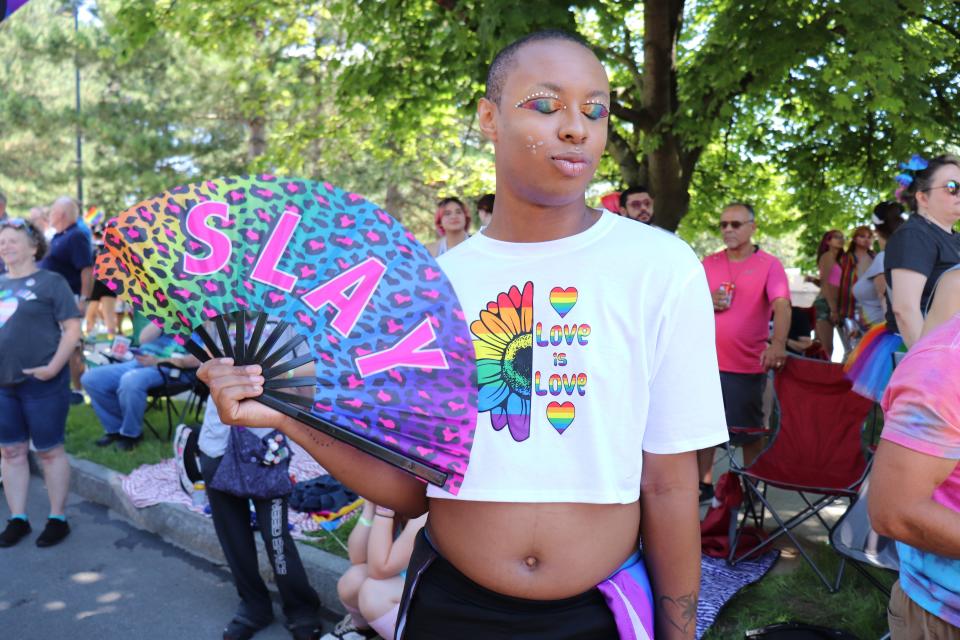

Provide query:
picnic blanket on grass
left=120, top=442, right=335, bottom=539
left=697, top=550, right=780, bottom=638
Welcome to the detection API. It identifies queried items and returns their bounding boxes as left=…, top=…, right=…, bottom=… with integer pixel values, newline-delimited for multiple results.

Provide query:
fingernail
left=246, top=365, right=260, bottom=373
left=249, top=375, right=262, bottom=383
left=253, top=386, right=262, bottom=393
left=220, top=358, right=233, bottom=364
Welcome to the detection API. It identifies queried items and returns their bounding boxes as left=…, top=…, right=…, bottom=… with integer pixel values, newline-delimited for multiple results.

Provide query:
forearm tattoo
left=659, top=592, right=698, bottom=636
left=302, top=427, right=333, bottom=448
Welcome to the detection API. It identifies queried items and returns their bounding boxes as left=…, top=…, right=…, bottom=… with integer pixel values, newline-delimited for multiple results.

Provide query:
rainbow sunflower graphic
left=470, top=282, right=534, bottom=442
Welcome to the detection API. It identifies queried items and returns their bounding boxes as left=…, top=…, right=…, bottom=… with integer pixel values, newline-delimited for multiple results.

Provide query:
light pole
left=72, top=0, right=83, bottom=209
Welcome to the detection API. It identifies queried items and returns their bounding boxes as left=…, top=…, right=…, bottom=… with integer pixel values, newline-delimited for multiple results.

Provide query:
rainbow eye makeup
left=514, top=92, right=610, bottom=120
left=515, top=93, right=565, bottom=112
left=581, top=102, right=609, bottom=120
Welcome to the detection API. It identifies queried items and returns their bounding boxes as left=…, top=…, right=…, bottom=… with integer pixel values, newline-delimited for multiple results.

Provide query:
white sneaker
left=320, top=614, right=380, bottom=640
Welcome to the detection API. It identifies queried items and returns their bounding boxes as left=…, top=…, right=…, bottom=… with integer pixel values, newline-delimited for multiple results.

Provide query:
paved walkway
left=0, top=475, right=334, bottom=640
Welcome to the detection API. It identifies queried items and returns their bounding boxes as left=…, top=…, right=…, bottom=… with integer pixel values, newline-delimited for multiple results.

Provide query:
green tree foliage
left=0, top=0, right=248, bottom=216
left=323, top=0, right=960, bottom=252
left=4, top=0, right=959, bottom=256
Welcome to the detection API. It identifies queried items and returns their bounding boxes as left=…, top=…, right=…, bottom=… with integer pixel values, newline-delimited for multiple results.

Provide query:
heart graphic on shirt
left=546, top=402, right=575, bottom=434
left=549, top=287, right=578, bottom=318
left=0, top=298, right=19, bottom=329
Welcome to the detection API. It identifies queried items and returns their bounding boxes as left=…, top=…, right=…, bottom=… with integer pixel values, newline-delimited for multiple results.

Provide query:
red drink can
left=718, top=282, right=735, bottom=307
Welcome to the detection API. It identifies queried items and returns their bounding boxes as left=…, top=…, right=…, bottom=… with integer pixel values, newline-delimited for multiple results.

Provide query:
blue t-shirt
left=39, top=223, right=94, bottom=295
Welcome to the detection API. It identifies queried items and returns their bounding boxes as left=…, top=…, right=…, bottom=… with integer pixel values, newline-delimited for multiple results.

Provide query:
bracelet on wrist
left=358, top=516, right=372, bottom=527
left=374, top=508, right=395, bottom=518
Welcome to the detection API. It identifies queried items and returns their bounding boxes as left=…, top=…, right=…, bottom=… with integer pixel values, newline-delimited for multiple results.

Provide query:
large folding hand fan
left=95, top=176, right=477, bottom=494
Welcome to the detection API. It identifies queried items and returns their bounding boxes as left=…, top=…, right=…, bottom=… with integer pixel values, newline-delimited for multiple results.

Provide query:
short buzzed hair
left=724, top=201, right=756, bottom=221
left=485, top=29, right=593, bottom=107
left=53, top=195, right=80, bottom=221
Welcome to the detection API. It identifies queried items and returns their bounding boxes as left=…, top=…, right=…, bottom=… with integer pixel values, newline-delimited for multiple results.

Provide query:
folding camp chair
left=830, top=476, right=899, bottom=640
left=728, top=355, right=875, bottom=592
left=144, top=364, right=206, bottom=440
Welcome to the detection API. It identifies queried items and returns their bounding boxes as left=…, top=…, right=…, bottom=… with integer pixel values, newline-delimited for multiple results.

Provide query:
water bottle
left=192, top=481, right=207, bottom=508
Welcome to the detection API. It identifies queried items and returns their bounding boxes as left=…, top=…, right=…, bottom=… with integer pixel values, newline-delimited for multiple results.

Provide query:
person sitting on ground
left=618, top=185, right=654, bottom=224
left=200, top=30, right=727, bottom=638
left=325, top=501, right=427, bottom=640
left=0, top=219, right=81, bottom=548
left=81, top=322, right=195, bottom=451
left=869, top=264, right=960, bottom=639
left=425, top=197, right=471, bottom=257
left=475, top=193, right=494, bottom=231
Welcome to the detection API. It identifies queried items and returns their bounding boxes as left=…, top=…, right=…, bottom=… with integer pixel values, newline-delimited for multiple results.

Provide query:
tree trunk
left=643, top=0, right=688, bottom=231
left=247, top=115, right=267, bottom=161
left=384, top=182, right=403, bottom=221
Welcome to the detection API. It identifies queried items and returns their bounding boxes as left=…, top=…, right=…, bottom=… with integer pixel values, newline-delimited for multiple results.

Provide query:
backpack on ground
left=173, top=423, right=203, bottom=495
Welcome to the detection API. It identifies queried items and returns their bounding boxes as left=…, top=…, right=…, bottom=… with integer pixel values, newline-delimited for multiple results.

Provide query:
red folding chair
left=728, top=355, right=874, bottom=591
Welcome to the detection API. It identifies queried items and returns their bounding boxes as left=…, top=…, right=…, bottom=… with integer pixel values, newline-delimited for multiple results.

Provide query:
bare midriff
left=427, top=498, right=641, bottom=600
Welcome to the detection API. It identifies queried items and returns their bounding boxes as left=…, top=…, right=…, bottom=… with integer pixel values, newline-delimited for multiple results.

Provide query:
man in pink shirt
left=699, top=203, right=792, bottom=502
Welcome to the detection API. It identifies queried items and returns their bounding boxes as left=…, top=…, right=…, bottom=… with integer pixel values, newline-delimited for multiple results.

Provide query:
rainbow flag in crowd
left=84, top=206, right=104, bottom=227
left=1, top=1, right=31, bottom=23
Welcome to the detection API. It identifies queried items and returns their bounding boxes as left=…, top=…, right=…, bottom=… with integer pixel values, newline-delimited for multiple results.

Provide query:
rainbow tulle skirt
left=843, top=323, right=906, bottom=402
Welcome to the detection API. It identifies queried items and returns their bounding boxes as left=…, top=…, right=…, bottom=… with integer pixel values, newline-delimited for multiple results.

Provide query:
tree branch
left=610, top=99, right=655, bottom=131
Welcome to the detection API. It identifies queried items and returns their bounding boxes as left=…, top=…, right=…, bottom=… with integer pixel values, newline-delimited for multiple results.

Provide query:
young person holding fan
left=200, top=31, right=727, bottom=639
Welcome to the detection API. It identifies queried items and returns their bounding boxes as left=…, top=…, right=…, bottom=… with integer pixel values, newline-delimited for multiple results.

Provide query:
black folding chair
left=144, top=364, right=205, bottom=440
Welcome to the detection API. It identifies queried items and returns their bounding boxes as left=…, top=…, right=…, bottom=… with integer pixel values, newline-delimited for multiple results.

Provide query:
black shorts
left=89, top=279, right=115, bottom=301
left=399, top=530, right=618, bottom=639
left=720, top=371, right=766, bottom=443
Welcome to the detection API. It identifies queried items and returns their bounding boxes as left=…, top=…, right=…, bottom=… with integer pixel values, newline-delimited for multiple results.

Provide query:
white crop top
left=426, top=212, right=728, bottom=504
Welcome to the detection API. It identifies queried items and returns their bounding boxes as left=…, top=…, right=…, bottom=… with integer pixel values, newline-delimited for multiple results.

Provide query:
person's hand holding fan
left=95, top=176, right=477, bottom=494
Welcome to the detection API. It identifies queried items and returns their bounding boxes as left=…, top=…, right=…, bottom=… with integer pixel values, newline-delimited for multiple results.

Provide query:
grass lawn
left=703, top=546, right=892, bottom=639
left=65, top=401, right=182, bottom=474
left=65, top=403, right=891, bottom=637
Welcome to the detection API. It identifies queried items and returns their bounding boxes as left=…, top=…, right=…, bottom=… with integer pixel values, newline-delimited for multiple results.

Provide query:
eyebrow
left=525, top=82, right=609, bottom=101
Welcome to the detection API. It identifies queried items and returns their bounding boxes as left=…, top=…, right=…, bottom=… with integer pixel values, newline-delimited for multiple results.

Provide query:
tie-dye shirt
left=880, top=312, right=960, bottom=626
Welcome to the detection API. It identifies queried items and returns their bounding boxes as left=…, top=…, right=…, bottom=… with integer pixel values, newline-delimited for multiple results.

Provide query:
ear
left=915, top=189, right=929, bottom=212
left=477, top=97, right=499, bottom=143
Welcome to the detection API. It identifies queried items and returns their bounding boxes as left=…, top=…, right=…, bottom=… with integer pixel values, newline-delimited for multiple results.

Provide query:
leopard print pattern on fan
left=95, top=176, right=477, bottom=494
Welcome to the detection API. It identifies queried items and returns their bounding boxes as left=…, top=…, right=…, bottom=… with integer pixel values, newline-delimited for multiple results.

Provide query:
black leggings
left=400, top=530, right=618, bottom=639
left=199, top=453, right=320, bottom=629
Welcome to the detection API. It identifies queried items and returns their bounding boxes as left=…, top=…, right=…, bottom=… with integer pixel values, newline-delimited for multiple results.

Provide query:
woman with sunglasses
left=846, top=154, right=960, bottom=402
left=0, top=219, right=82, bottom=547
left=812, top=229, right=845, bottom=358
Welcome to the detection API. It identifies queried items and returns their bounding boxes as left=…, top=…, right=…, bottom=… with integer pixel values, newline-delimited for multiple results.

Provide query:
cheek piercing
left=525, top=136, right=545, bottom=154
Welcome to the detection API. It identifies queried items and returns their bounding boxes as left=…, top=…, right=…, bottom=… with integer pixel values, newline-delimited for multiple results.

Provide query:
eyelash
left=516, top=97, right=610, bottom=120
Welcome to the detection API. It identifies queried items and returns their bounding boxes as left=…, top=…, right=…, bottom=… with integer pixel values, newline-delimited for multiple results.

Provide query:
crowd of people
left=1, top=28, right=958, bottom=640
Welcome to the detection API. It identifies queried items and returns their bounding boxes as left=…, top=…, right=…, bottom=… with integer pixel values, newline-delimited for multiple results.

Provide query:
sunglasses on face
left=719, top=220, right=752, bottom=230
left=924, top=180, right=960, bottom=197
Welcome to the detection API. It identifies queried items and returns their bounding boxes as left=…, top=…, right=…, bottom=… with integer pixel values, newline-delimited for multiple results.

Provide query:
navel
left=523, top=555, right=539, bottom=570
